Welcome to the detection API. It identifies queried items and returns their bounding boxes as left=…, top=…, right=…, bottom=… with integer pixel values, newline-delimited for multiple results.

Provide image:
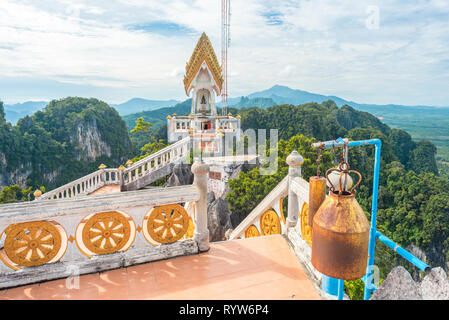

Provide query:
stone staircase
left=39, top=137, right=191, bottom=200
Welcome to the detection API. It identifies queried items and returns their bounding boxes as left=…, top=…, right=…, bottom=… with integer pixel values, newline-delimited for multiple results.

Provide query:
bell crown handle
left=325, top=167, right=362, bottom=194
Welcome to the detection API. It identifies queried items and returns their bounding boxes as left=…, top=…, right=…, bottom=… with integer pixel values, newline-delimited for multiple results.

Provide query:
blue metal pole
left=321, top=275, right=340, bottom=296
left=337, top=279, right=345, bottom=300
left=363, top=139, right=382, bottom=300
left=376, top=231, right=431, bottom=272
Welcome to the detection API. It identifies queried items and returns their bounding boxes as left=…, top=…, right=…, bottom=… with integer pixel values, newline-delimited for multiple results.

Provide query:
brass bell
left=308, top=176, right=327, bottom=227
left=311, top=163, right=370, bottom=280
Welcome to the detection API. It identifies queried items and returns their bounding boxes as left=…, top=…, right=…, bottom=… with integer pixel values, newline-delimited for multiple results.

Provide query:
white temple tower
left=167, top=33, right=240, bottom=155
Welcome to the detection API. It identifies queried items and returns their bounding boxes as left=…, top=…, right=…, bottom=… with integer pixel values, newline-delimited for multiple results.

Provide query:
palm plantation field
left=359, top=104, right=449, bottom=169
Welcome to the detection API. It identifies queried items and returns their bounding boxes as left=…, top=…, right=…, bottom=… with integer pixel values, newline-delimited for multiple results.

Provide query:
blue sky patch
left=262, top=11, right=284, bottom=26
left=127, top=21, right=196, bottom=36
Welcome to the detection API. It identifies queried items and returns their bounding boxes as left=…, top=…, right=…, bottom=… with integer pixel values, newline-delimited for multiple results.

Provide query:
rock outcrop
left=164, top=163, right=194, bottom=187
left=71, top=119, right=112, bottom=162
left=165, top=162, right=254, bottom=242
left=370, top=266, right=449, bottom=300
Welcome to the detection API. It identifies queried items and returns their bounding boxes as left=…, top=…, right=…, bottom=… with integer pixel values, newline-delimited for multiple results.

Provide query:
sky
left=0, top=0, right=449, bottom=106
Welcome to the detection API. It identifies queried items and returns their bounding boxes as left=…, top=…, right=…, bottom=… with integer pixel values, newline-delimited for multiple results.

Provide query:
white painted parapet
left=40, top=168, right=121, bottom=200
left=0, top=181, right=202, bottom=289
left=39, top=137, right=191, bottom=200
left=286, top=150, right=304, bottom=228
left=228, top=150, right=322, bottom=284
left=228, top=175, right=289, bottom=240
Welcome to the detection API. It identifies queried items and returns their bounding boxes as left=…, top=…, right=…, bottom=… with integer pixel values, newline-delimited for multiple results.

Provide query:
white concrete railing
left=228, top=176, right=289, bottom=240
left=228, top=151, right=308, bottom=240
left=39, top=137, right=191, bottom=200
left=229, top=150, right=323, bottom=283
left=122, top=136, right=191, bottom=190
left=0, top=161, right=210, bottom=289
left=40, top=169, right=120, bottom=200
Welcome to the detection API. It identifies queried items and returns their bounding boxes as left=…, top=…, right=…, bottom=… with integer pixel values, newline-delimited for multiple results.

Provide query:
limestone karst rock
left=370, top=266, right=422, bottom=300
left=371, top=266, right=449, bottom=300
left=420, top=267, right=449, bottom=300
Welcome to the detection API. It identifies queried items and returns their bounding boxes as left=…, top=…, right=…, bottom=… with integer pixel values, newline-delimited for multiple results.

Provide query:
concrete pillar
left=286, top=150, right=304, bottom=228
left=192, top=161, right=210, bottom=252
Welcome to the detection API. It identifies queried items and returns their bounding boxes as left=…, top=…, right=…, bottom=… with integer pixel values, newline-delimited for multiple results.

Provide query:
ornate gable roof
left=183, top=33, right=223, bottom=95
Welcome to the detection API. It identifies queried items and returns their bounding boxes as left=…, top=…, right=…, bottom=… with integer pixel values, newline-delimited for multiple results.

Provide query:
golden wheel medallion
left=81, top=211, right=133, bottom=255
left=3, top=221, right=63, bottom=268
left=260, top=210, right=281, bottom=235
left=300, top=203, right=312, bottom=246
left=145, top=204, right=189, bottom=245
left=245, top=225, right=260, bottom=238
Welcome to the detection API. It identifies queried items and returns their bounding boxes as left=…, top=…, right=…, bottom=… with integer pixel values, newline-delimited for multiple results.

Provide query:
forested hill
left=238, top=101, right=438, bottom=175
left=225, top=100, right=447, bottom=291
left=0, top=97, right=132, bottom=190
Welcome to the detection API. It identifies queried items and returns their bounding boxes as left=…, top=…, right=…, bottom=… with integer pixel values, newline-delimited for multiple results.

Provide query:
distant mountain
left=122, top=99, right=192, bottom=131
left=227, top=85, right=449, bottom=113
left=229, top=97, right=277, bottom=109
left=112, top=98, right=179, bottom=115
left=4, top=101, right=48, bottom=124
left=247, top=85, right=349, bottom=107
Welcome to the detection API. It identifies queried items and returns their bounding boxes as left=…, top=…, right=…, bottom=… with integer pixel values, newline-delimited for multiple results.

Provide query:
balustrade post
left=286, top=150, right=304, bottom=228
left=191, top=160, right=210, bottom=252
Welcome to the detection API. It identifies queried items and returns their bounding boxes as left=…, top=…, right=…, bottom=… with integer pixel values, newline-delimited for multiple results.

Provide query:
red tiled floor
left=0, top=235, right=321, bottom=300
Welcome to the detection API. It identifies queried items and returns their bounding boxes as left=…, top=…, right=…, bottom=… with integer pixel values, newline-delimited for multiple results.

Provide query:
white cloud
left=0, top=0, right=448, bottom=106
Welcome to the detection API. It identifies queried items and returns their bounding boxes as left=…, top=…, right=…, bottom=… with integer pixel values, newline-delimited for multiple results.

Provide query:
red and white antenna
left=221, top=0, right=230, bottom=116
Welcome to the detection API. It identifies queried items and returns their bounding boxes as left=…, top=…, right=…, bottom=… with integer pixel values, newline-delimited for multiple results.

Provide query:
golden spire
left=183, top=33, right=223, bottom=95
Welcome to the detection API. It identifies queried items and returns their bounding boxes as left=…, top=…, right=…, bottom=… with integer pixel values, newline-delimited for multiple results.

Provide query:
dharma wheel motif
left=2, top=221, right=66, bottom=268
left=77, top=211, right=135, bottom=257
left=144, top=204, right=189, bottom=245
left=245, top=225, right=260, bottom=238
left=300, top=203, right=312, bottom=246
left=260, top=210, right=281, bottom=235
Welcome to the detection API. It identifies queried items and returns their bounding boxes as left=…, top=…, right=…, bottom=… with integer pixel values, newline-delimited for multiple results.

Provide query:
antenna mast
left=221, top=0, right=230, bottom=116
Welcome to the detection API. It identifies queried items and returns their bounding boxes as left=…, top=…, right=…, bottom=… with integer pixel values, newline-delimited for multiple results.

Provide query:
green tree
left=410, top=140, right=438, bottom=174
left=0, top=185, right=21, bottom=203
left=0, top=100, right=5, bottom=122
left=130, top=117, right=152, bottom=134
left=227, top=135, right=332, bottom=225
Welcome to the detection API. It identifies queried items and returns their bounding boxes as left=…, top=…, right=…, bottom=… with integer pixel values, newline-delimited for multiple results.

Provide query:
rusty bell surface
left=311, top=190, right=370, bottom=280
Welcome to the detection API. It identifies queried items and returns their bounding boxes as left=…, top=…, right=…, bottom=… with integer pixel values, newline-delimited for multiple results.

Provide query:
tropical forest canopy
left=223, top=100, right=447, bottom=299
left=0, top=98, right=132, bottom=192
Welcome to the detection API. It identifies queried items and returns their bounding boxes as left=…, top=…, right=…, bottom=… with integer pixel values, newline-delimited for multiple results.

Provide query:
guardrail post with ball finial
left=191, top=160, right=210, bottom=251
left=286, top=150, right=304, bottom=228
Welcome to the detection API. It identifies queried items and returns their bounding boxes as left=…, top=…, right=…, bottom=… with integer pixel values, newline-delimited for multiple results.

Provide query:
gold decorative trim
left=245, top=225, right=260, bottom=238
left=279, top=198, right=286, bottom=225
left=260, top=210, right=281, bottom=235
left=300, top=203, right=312, bottom=246
left=1, top=221, right=66, bottom=269
left=143, top=204, right=189, bottom=245
left=184, top=33, right=223, bottom=94
left=76, top=211, right=136, bottom=257
left=185, top=217, right=195, bottom=239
